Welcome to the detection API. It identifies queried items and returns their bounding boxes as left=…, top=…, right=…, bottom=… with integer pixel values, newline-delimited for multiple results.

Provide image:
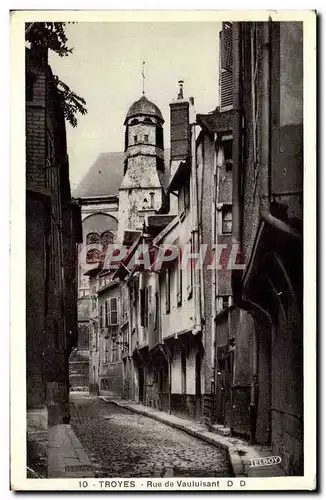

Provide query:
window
left=176, top=260, right=182, bottom=307
left=220, top=23, right=233, bottom=109
left=187, top=240, right=193, bottom=299
left=134, top=135, right=138, bottom=144
left=221, top=22, right=233, bottom=72
left=105, top=299, right=109, bottom=326
left=149, top=192, right=155, bottom=209
left=104, top=338, right=109, bottom=363
left=217, top=295, right=231, bottom=311
left=222, top=135, right=233, bottom=169
left=222, top=206, right=232, bottom=234
left=222, top=296, right=229, bottom=309
left=109, top=298, right=118, bottom=325
left=165, top=268, right=171, bottom=314
left=140, top=287, right=148, bottom=328
left=99, top=304, right=104, bottom=328
left=86, top=232, right=100, bottom=245
left=144, top=134, right=149, bottom=143
left=110, top=333, right=122, bottom=362
left=91, top=286, right=97, bottom=311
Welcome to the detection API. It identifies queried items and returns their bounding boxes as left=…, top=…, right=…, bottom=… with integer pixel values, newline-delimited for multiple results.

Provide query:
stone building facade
left=112, top=82, right=238, bottom=422
left=26, top=45, right=82, bottom=472
left=76, top=21, right=304, bottom=477
left=229, top=21, right=303, bottom=475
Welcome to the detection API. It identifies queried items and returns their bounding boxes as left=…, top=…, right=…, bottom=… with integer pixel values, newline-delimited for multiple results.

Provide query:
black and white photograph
left=10, top=9, right=316, bottom=491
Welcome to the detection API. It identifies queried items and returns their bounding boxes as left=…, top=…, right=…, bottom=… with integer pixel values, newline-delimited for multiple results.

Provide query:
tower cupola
left=118, top=94, right=165, bottom=240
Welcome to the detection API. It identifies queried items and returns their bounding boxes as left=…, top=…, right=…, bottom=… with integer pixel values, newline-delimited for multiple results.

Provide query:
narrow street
left=70, top=393, right=231, bottom=478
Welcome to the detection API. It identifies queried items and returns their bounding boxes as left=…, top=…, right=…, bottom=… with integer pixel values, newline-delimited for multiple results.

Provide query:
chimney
left=177, top=80, right=184, bottom=99
left=169, top=81, right=190, bottom=161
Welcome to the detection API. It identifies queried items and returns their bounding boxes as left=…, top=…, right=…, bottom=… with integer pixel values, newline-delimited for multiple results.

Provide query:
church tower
left=118, top=95, right=165, bottom=241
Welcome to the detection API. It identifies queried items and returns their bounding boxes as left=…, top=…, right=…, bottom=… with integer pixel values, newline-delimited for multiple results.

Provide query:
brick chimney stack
left=169, top=80, right=190, bottom=161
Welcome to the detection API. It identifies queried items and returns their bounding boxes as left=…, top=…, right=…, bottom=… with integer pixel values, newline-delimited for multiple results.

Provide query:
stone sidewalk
left=48, top=423, right=93, bottom=478
left=99, top=397, right=286, bottom=478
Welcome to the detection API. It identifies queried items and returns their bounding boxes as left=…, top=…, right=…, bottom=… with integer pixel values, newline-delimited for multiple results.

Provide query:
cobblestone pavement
left=70, top=393, right=231, bottom=478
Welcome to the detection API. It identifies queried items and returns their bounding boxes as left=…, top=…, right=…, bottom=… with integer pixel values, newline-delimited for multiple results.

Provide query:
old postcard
left=10, top=9, right=316, bottom=491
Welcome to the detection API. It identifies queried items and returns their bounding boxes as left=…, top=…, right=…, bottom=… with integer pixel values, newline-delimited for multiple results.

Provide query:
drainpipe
left=259, top=21, right=271, bottom=215
left=190, top=107, right=202, bottom=336
left=211, top=132, right=219, bottom=370
left=232, top=22, right=242, bottom=256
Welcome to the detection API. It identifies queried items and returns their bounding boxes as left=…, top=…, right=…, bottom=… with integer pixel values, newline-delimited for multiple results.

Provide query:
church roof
left=125, top=95, right=164, bottom=124
left=73, top=150, right=171, bottom=198
left=73, top=152, right=124, bottom=198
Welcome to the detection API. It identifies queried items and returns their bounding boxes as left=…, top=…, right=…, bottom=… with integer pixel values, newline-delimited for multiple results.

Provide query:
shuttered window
left=220, top=70, right=233, bottom=108
left=110, top=298, right=118, bottom=326
left=99, top=304, right=104, bottom=329
left=219, top=22, right=233, bottom=109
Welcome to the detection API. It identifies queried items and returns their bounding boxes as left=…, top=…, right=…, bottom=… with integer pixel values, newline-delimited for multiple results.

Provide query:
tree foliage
left=25, top=22, right=87, bottom=127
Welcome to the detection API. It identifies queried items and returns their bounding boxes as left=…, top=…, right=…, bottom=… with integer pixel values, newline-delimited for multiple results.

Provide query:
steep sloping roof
left=125, top=95, right=164, bottom=124
left=73, top=152, right=124, bottom=198
left=73, top=150, right=171, bottom=198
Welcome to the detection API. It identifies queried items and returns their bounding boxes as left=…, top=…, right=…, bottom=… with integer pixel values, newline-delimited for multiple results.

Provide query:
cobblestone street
left=70, top=393, right=231, bottom=478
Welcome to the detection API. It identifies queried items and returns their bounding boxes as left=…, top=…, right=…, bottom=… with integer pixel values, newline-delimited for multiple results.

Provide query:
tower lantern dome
left=118, top=93, right=165, bottom=241
left=124, top=95, right=164, bottom=125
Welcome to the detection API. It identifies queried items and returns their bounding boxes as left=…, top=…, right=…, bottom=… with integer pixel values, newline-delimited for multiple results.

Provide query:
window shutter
left=221, top=22, right=233, bottom=72
left=165, top=268, right=171, bottom=314
left=99, top=305, right=103, bottom=329
left=105, top=300, right=109, bottom=327
left=219, top=22, right=233, bottom=109
left=145, top=286, right=150, bottom=328
left=187, top=240, right=193, bottom=299
left=140, top=289, right=145, bottom=327
left=110, top=297, right=118, bottom=325
left=220, top=71, right=233, bottom=108
left=177, top=261, right=182, bottom=306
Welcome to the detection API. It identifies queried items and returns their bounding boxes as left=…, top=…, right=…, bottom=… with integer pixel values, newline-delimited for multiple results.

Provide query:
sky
left=49, top=21, right=222, bottom=190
